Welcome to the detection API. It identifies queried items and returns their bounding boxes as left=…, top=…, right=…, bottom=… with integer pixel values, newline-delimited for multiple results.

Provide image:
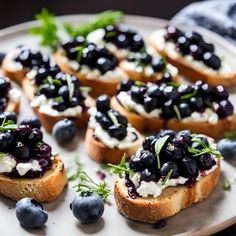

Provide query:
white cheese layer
left=151, top=29, right=233, bottom=76
left=88, top=107, right=138, bottom=149
left=8, top=87, right=21, bottom=102
left=5, top=48, right=24, bottom=71
left=16, top=160, right=42, bottom=176
left=0, top=155, right=16, bottom=173
left=130, top=162, right=217, bottom=198
left=117, top=91, right=219, bottom=124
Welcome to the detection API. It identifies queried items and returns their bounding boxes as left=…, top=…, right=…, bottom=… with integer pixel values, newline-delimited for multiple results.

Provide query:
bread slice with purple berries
left=0, top=156, right=67, bottom=202
left=114, top=159, right=220, bottom=223
left=149, top=27, right=236, bottom=87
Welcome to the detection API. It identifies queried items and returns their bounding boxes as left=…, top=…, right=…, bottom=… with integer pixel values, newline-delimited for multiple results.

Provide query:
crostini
left=22, top=65, right=94, bottom=132
left=54, top=37, right=127, bottom=96
left=0, top=118, right=67, bottom=202
left=86, top=25, right=145, bottom=61
left=113, top=129, right=221, bottom=223
left=2, top=45, right=50, bottom=85
left=0, top=76, right=21, bottom=113
left=149, top=26, right=236, bottom=87
left=119, top=51, right=179, bottom=83
left=85, top=94, right=143, bottom=164
left=111, top=79, right=236, bottom=138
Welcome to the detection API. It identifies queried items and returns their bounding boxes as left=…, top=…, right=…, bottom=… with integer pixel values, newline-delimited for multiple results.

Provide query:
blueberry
left=0, top=97, right=7, bottom=112
left=176, top=36, right=191, bottom=54
left=185, top=31, right=203, bottom=44
left=159, top=129, right=177, bottom=139
left=14, top=125, right=32, bottom=141
left=70, top=97, right=80, bottom=107
left=52, top=102, right=67, bottom=112
left=197, top=154, right=215, bottom=171
left=28, top=128, right=43, bottom=143
left=161, top=100, right=175, bottom=119
left=118, top=79, right=134, bottom=92
left=12, top=142, right=31, bottom=160
left=161, top=143, right=183, bottom=162
left=163, top=86, right=180, bottom=100
left=164, top=25, right=182, bottom=42
left=96, top=57, right=114, bottom=74
left=0, top=111, right=17, bottom=124
left=49, top=65, right=61, bottom=77
left=140, top=150, right=156, bottom=167
left=96, top=95, right=110, bottom=113
left=114, top=34, right=130, bottom=48
left=178, top=84, right=194, bottom=95
left=199, top=83, right=212, bottom=97
left=199, top=41, right=214, bottom=53
left=217, top=139, right=236, bottom=158
left=189, top=44, right=203, bottom=60
left=110, top=110, right=128, bottom=127
left=174, top=130, right=192, bottom=146
left=35, top=67, right=48, bottom=85
left=130, top=86, right=146, bottom=104
left=98, top=116, right=113, bottom=130
left=130, top=34, right=144, bottom=52
left=52, top=119, right=77, bottom=145
left=0, top=77, right=10, bottom=95
left=58, top=85, right=69, bottom=101
left=143, top=96, right=159, bottom=112
left=159, top=72, right=173, bottom=83
left=70, top=192, right=104, bottom=224
left=129, top=155, right=144, bottom=172
left=0, top=52, right=6, bottom=66
left=178, top=103, right=192, bottom=118
left=180, top=158, right=199, bottom=178
left=20, top=116, right=41, bottom=129
left=152, top=58, right=166, bottom=72
left=16, top=198, right=48, bottom=229
left=34, top=143, right=52, bottom=159
left=0, top=132, right=15, bottom=152
left=212, top=85, right=229, bottom=101
left=203, top=52, right=221, bottom=70
left=215, top=100, right=234, bottom=119
left=140, top=169, right=157, bottom=182
left=143, top=135, right=157, bottom=151
left=192, top=135, right=209, bottom=150
left=40, top=84, right=56, bottom=98
left=147, top=85, right=162, bottom=98
left=160, top=162, right=179, bottom=178
left=108, top=125, right=127, bottom=140
left=139, top=53, right=152, bottom=65
left=190, top=96, right=204, bottom=111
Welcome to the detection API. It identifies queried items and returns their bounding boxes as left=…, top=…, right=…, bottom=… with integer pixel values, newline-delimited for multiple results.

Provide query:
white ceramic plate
left=0, top=14, right=236, bottom=236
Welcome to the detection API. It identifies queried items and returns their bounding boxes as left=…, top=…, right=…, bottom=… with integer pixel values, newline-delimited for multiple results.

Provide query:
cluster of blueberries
left=61, top=37, right=118, bottom=74
left=0, top=114, right=52, bottom=178
left=127, top=52, right=168, bottom=73
left=126, top=129, right=216, bottom=197
left=164, top=25, right=221, bottom=70
left=118, top=79, right=234, bottom=119
left=0, top=77, right=11, bottom=112
left=103, top=24, right=145, bottom=52
left=94, top=95, right=136, bottom=141
left=34, top=66, right=86, bottom=112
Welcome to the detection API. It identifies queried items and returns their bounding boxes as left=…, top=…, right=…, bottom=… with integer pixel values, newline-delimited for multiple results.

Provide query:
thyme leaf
left=154, top=135, right=169, bottom=169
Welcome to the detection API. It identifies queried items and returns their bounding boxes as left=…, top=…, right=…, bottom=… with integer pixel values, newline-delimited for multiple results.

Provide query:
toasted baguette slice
left=54, top=52, right=126, bottom=97
left=114, top=160, right=220, bottom=223
left=0, top=156, right=67, bottom=202
left=2, top=56, right=28, bottom=85
left=22, top=78, right=95, bottom=132
left=111, top=96, right=236, bottom=138
left=110, top=97, right=165, bottom=132
left=149, top=30, right=236, bottom=87
left=119, top=60, right=180, bottom=83
left=85, top=128, right=143, bottom=164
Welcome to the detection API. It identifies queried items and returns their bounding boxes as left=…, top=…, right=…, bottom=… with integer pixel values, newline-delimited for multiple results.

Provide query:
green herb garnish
left=0, top=152, right=7, bottom=158
left=167, top=81, right=179, bottom=88
left=75, top=45, right=85, bottom=63
left=134, top=81, right=145, bottom=87
left=80, top=86, right=92, bottom=93
left=154, top=135, right=170, bottom=169
left=0, top=118, right=17, bottom=131
left=107, top=110, right=119, bottom=126
left=188, top=136, right=221, bottom=157
left=223, top=131, right=236, bottom=140
left=53, top=96, right=64, bottom=103
left=108, top=154, right=133, bottom=178
left=29, top=8, right=60, bottom=51
left=162, top=169, right=173, bottom=186
left=223, top=179, right=231, bottom=191
left=180, top=90, right=197, bottom=100
left=66, top=74, right=74, bottom=101
left=173, top=105, right=181, bottom=120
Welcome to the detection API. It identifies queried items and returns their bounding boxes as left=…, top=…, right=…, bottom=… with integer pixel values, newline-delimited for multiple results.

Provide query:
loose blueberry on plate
left=20, top=116, right=41, bottom=129
left=16, top=198, right=48, bottom=229
left=70, top=192, right=104, bottom=224
left=96, top=95, right=110, bottom=113
left=217, top=138, right=236, bottom=159
left=52, top=119, right=77, bottom=145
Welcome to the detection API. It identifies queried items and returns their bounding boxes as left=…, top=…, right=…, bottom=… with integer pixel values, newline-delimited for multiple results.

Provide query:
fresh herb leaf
left=173, top=105, right=181, bottom=120
left=154, top=135, right=169, bottom=169
left=53, top=96, right=64, bottom=103
left=223, top=179, right=231, bottom=191
left=29, top=8, right=60, bottom=51
left=223, top=131, right=236, bottom=140
left=167, top=81, right=179, bottom=88
left=0, top=118, right=17, bottom=131
left=75, top=45, right=85, bottom=62
left=107, top=111, right=119, bottom=126
left=134, top=81, right=145, bottom=87
left=0, top=152, right=7, bottom=158
left=108, top=154, right=133, bottom=178
left=65, top=10, right=124, bottom=37
left=80, top=86, right=92, bottom=93
left=180, top=90, right=197, bottom=100
left=66, top=74, right=74, bottom=101
left=162, top=169, right=173, bottom=186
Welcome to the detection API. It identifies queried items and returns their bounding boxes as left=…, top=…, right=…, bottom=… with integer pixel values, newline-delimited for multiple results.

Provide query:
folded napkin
left=171, top=0, right=236, bottom=45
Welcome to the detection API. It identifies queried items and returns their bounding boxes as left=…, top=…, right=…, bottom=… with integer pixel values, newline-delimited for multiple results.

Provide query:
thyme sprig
left=0, top=118, right=17, bottom=131
left=107, top=110, right=119, bottom=126
left=108, top=154, right=134, bottom=178
left=162, top=169, right=173, bottom=186
left=173, top=105, right=181, bottom=120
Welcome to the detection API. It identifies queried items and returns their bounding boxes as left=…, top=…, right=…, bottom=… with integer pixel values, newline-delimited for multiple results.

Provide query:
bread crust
left=114, top=160, right=220, bottom=223
left=111, top=96, right=236, bottom=138
left=85, top=128, right=143, bottom=164
left=0, top=156, right=67, bottom=202
left=5, top=96, right=20, bottom=114
left=119, top=60, right=180, bottom=83
left=54, top=52, right=126, bottom=97
left=2, top=57, right=28, bottom=85
left=22, top=78, right=95, bottom=133
left=149, top=30, right=236, bottom=88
